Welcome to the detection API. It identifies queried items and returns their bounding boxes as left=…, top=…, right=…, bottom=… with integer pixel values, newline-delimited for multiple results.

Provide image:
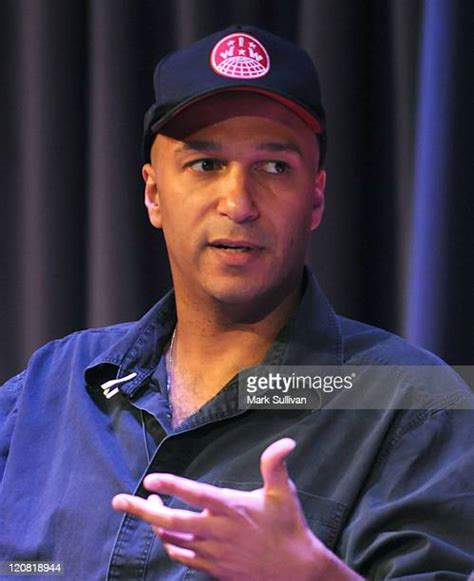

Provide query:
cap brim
left=150, top=86, right=323, bottom=136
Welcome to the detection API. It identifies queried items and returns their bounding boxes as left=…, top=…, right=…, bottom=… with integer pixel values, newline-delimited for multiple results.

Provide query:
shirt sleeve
left=0, top=372, right=24, bottom=485
left=338, top=404, right=474, bottom=579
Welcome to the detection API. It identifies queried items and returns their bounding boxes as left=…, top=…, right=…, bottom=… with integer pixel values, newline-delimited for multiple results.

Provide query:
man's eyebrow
left=176, top=139, right=222, bottom=152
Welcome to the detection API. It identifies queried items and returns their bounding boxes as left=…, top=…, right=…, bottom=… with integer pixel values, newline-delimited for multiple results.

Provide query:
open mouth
left=209, top=239, right=261, bottom=253
left=211, top=243, right=253, bottom=252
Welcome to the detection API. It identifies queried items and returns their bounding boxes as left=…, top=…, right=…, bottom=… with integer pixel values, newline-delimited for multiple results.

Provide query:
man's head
left=142, top=26, right=327, bottom=314
left=142, top=24, right=327, bottom=168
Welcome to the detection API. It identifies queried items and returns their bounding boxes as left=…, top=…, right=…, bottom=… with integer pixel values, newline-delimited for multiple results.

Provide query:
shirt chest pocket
left=166, top=480, right=347, bottom=580
left=214, top=480, right=346, bottom=551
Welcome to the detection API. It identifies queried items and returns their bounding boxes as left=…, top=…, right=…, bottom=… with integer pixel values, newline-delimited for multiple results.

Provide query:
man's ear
left=310, top=169, right=326, bottom=231
left=142, top=163, right=162, bottom=229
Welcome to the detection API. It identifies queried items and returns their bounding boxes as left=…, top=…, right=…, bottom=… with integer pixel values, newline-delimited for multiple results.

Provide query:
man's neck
left=173, top=280, right=302, bottom=363
left=167, top=278, right=303, bottom=427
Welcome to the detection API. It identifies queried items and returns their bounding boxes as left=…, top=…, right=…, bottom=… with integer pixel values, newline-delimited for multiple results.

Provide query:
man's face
left=142, top=92, right=326, bottom=311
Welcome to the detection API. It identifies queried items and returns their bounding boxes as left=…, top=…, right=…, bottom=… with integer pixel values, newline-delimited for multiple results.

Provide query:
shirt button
left=166, top=412, right=171, bottom=419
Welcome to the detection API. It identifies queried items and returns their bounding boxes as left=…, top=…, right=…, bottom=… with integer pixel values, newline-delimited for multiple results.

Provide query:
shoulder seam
left=38, top=326, right=131, bottom=349
left=373, top=401, right=464, bottom=476
left=2, top=371, right=25, bottom=395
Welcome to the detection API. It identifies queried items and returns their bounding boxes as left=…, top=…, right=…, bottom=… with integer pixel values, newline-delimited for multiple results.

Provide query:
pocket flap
left=215, top=480, right=346, bottom=549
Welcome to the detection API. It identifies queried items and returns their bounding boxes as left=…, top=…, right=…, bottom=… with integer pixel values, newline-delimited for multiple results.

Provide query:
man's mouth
left=209, top=239, right=261, bottom=253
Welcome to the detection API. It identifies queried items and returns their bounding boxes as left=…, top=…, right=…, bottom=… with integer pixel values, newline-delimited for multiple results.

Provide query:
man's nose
left=216, top=166, right=259, bottom=223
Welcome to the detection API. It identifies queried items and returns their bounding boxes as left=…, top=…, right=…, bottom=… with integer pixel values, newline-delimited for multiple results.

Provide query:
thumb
left=260, top=437, right=296, bottom=492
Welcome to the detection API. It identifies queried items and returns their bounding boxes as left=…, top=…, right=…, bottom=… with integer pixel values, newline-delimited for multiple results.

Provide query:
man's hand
left=112, top=438, right=361, bottom=580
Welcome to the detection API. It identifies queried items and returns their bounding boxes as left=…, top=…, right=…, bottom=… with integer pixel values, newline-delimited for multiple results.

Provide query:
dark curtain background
left=1, top=0, right=473, bottom=382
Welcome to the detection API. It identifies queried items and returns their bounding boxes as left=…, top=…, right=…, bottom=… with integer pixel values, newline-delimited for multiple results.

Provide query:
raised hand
left=112, top=438, right=361, bottom=580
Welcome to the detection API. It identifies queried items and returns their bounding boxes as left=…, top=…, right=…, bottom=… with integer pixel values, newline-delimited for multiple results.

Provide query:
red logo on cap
left=210, top=32, right=270, bottom=79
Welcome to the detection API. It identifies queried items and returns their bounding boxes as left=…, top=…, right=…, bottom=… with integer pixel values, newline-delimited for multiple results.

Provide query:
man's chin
left=206, top=282, right=264, bottom=306
left=201, top=278, right=295, bottom=323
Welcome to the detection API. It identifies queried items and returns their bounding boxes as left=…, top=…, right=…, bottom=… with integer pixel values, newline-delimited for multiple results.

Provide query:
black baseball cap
left=143, top=24, right=326, bottom=162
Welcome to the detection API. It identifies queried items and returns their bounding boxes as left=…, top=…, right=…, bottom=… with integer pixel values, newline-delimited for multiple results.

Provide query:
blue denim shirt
left=1, top=270, right=473, bottom=580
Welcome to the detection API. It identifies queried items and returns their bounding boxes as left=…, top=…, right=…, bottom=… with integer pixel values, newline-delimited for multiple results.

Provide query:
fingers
left=112, top=493, right=210, bottom=536
left=148, top=494, right=164, bottom=507
left=143, top=473, right=234, bottom=515
left=156, top=531, right=221, bottom=565
left=260, top=437, right=296, bottom=492
left=152, top=529, right=197, bottom=546
left=164, top=545, right=214, bottom=577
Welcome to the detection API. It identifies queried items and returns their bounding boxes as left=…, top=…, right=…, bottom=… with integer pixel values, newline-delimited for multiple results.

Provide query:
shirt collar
left=84, top=290, right=177, bottom=395
left=84, top=267, right=343, bottom=396
left=276, top=268, right=343, bottom=367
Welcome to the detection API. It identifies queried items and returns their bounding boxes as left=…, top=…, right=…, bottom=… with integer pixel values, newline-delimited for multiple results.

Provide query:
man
left=1, top=25, right=473, bottom=580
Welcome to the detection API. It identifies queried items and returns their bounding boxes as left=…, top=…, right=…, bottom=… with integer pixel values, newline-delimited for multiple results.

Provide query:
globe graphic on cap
left=215, top=56, right=267, bottom=78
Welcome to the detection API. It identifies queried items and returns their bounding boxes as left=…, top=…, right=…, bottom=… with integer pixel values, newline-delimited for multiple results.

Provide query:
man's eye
left=189, top=159, right=223, bottom=172
left=259, top=161, right=290, bottom=174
